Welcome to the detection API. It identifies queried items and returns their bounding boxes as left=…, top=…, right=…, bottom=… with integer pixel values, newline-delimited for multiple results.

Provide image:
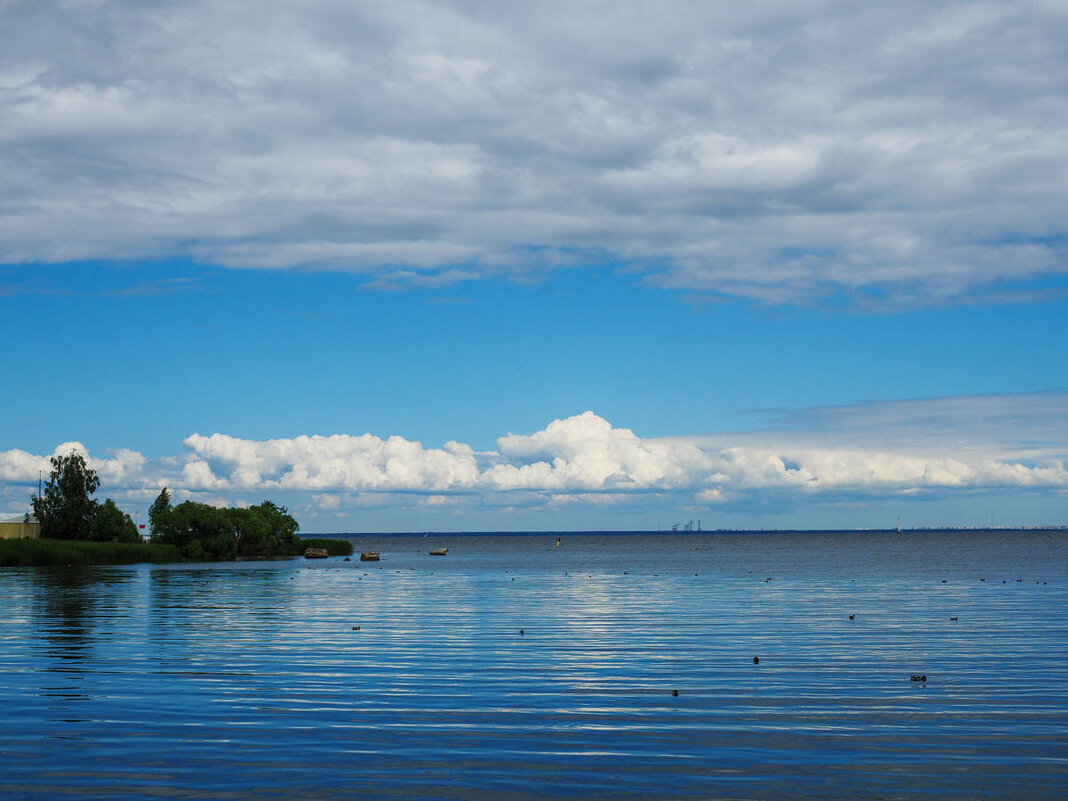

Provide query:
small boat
left=429, top=547, right=448, bottom=556
left=304, top=547, right=329, bottom=559
left=360, top=551, right=380, bottom=561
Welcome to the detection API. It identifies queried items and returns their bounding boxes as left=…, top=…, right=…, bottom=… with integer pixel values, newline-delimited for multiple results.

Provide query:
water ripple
left=0, top=531, right=1066, bottom=799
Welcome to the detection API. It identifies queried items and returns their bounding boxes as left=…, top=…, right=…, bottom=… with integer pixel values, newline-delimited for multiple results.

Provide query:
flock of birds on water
left=308, top=543, right=1054, bottom=697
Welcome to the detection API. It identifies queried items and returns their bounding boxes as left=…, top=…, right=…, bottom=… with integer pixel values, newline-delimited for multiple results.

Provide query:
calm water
left=1, top=531, right=1066, bottom=800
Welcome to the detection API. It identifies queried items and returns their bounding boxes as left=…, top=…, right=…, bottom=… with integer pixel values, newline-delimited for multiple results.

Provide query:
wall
left=0, top=521, right=41, bottom=539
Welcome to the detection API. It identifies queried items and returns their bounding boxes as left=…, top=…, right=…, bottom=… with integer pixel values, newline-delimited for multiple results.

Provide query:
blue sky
left=3, top=261, right=1066, bottom=457
left=1, top=1, right=1066, bottom=531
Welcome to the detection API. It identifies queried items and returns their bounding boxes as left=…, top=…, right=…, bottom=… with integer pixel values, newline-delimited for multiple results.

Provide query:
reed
left=0, top=538, right=182, bottom=567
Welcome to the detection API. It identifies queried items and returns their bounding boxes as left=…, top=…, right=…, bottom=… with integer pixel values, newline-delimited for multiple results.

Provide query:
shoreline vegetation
left=8, top=449, right=353, bottom=567
left=0, top=535, right=353, bottom=567
left=0, top=538, right=182, bottom=567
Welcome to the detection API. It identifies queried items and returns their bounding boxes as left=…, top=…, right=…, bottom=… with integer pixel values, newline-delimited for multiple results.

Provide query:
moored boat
left=429, top=547, right=448, bottom=556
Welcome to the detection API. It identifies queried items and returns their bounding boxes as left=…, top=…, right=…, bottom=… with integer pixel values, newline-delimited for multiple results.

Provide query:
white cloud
left=490, top=411, right=715, bottom=490
left=2, top=395, right=1067, bottom=520
left=183, top=432, right=481, bottom=491
left=311, top=493, right=342, bottom=511
left=0, top=441, right=151, bottom=486
left=0, top=1, right=1065, bottom=307
left=696, top=488, right=726, bottom=504
left=0, top=447, right=48, bottom=482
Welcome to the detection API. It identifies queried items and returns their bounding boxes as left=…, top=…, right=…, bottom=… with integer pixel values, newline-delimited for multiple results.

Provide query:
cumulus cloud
left=311, top=493, right=341, bottom=511
left=3, top=396, right=1067, bottom=524
left=182, top=432, right=480, bottom=491
left=0, top=447, right=48, bottom=483
left=0, top=441, right=112, bottom=483
left=490, top=411, right=716, bottom=490
left=1, top=1, right=1065, bottom=307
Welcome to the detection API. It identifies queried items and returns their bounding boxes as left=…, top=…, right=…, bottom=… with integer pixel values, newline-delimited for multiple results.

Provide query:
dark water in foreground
left=1, top=531, right=1066, bottom=800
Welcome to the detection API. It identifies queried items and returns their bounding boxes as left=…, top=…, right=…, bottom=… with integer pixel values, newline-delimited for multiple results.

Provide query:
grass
left=0, top=534, right=353, bottom=567
left=0, top=538, right=182, bottom=567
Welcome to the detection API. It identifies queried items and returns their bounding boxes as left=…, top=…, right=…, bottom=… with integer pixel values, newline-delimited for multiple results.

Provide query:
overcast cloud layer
left=2, top=1, right=1065, bottom=306
left=3, top=393, right=1066, bottom=525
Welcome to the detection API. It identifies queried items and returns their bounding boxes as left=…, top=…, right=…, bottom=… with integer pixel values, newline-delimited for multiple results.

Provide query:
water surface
left=1, top=531, right=1065, bottom=799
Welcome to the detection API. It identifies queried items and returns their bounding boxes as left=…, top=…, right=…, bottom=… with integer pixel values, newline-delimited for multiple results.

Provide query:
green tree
left=32, top=451, right=100, bottom=540
left=152, top=500, right=236, bottom=559
left=150, top=498, right=299, bottom=559
left=250, top=500, right=299, bottom=553
left=91, top=498, right=141, bottom=543
left=147, top=487, right=171, bottom=535
left=231, top=507, right=271, bottom=557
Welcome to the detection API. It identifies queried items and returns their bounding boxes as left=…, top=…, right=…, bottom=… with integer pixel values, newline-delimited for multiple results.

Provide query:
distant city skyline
left=1, top=1, right=1066, bottom=531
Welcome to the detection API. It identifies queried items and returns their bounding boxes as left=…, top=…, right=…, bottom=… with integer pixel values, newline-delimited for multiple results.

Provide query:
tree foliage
left=148, top=487, right=172, bottom=535
left=32, top=451, right=101, bottom=540
left=91, top=498, right=141, bottom=543
left=151, top=500, right=300, bottom=559
left=30, top=459, right=303, bottom=559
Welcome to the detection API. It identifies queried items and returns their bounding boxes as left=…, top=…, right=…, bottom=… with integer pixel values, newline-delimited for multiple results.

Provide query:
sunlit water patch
left=1, top=531, right=1066, bottom=799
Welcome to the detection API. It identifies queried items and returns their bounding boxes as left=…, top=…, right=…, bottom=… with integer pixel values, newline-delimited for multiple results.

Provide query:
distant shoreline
left=306, top=526, right=1068, bottom=538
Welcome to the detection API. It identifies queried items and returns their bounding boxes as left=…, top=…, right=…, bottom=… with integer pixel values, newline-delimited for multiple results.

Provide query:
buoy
left=671, top=689, right=679, bottom=697
left=753, top=656, right=759, bottom=664
left=519, top=629, right=524, bottom=635
left=849, top=614, right=855, bottom=620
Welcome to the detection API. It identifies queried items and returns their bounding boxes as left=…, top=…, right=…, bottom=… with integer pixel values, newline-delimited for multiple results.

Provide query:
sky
left=1, top=0, right=1066, bottom=532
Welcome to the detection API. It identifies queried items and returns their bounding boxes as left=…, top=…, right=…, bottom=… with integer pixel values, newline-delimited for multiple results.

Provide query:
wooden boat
left=360, top=551, right=380, bottom=561
left=429, top=547, right=448, bottom=556
left=304, top=547, right=329, bottom=559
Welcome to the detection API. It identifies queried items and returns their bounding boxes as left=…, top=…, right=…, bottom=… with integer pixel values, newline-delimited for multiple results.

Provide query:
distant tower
left=897, top=515, right=901, bottom=533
